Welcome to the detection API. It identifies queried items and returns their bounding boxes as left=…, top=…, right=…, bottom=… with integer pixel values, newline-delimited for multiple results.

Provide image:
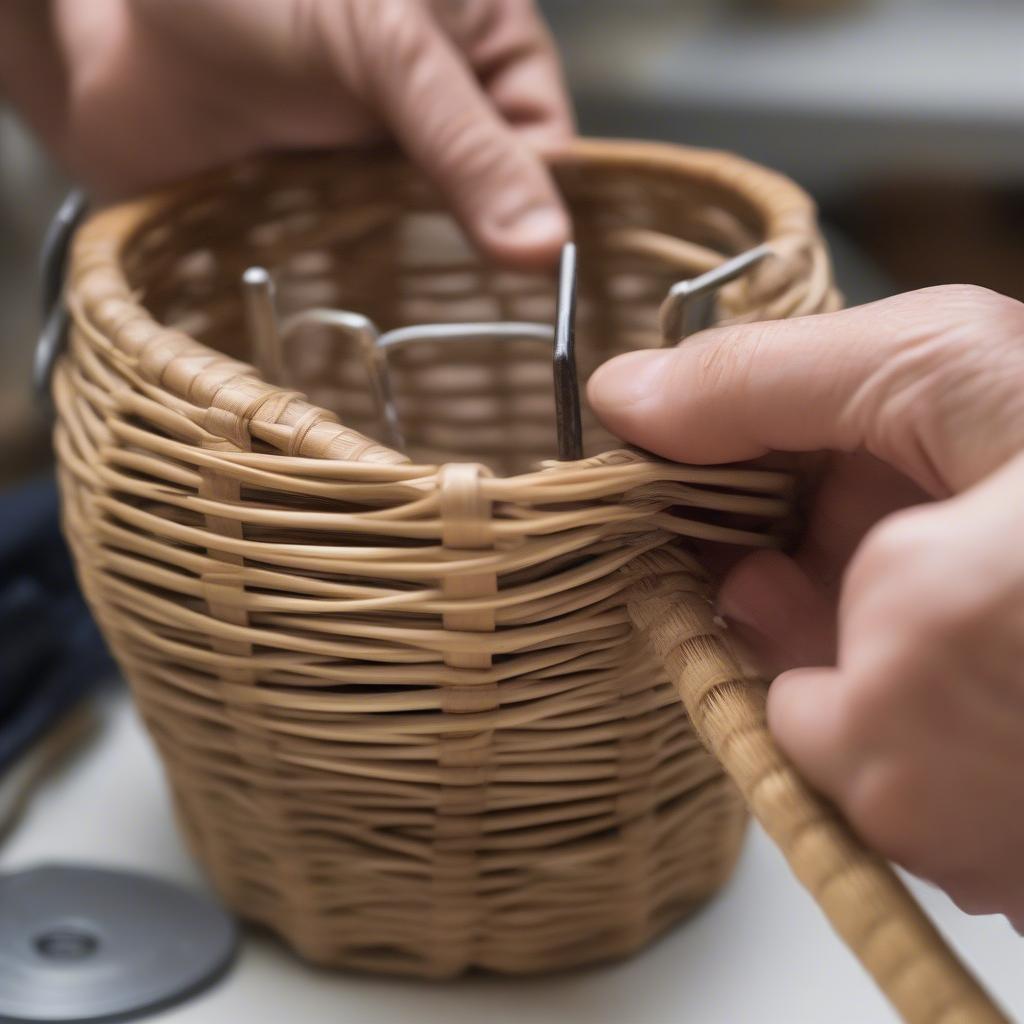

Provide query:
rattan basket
left=52, top=138, right=1004, bottom=1021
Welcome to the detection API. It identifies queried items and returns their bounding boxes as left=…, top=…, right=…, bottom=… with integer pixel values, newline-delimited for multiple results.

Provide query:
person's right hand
left=43, top=0, right=573, bottom=267
left=589, top=285, right=1024, bottom=928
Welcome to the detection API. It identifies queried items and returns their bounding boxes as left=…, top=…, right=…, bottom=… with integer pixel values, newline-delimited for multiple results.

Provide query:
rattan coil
left=53, top=138, right=1003, bottom=1021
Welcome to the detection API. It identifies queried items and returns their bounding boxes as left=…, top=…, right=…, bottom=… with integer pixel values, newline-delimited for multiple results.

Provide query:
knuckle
left=451, top=0, right=505, bottom=46
left=919, top=283, right=1024, bottom=332
left=848, top=506, right=936, bottom=591
left=433, top=118, right=548, bottom=224
left=356, top=0, right=431, bottom=68
left=384, top=4, right=431, bottom=64
left=897, top=285, right=1024, bottom=380
left=444, top=117, right=505, bottom=173
left=693, top=322, right=779, bottom=399
left=365, top=0, right=413, bottom=31
left=436, top=116, right=517, bottom=192
left=850, top=286, right=1024, bottom=478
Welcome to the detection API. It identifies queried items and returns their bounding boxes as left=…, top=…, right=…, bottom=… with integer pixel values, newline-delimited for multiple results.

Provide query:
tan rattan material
left=53, top=138, right=1004, bottom=1020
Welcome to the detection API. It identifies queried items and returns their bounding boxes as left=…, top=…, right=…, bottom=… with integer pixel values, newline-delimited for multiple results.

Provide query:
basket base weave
left=164, top=737, right=748, bottom=978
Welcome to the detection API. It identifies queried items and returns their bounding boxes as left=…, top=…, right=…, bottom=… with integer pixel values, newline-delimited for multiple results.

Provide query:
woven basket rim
left=65, top=136, right=825, bottom=481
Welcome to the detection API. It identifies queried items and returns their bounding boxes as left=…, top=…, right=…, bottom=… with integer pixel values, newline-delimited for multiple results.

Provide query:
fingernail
left=715, top=571, right=779, bottom=650
left=496, top=202, right=568, bottom=250
left=715, top=591, right=780, bottom=674
left=715, top=587, right=762, bottom=635
left=590, top=349, right=674, bottom=409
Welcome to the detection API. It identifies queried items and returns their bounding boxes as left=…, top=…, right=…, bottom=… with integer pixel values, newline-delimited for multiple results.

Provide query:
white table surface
left=2, top=694, right=1021, bottom=1024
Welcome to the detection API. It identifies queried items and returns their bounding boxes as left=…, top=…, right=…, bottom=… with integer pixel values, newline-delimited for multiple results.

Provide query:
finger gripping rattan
left=52, top=139, right=1004, bottom=1021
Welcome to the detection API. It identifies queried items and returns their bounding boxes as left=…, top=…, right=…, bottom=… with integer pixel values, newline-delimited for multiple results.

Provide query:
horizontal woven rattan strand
left=53, top=138, right=1003, bottom=1020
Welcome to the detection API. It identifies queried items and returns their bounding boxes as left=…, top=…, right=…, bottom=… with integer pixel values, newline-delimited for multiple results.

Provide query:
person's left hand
left=44, top=0, right=574, bottom=266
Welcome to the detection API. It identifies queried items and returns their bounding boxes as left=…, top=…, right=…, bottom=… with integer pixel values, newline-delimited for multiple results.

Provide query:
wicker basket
left=53, top=139, right=1003, bottom=1021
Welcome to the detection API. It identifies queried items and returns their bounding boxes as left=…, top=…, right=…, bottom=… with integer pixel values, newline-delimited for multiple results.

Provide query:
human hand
left=47, top=0, right=573, bottom=266
left=589, top=285, right=1024, bottom=928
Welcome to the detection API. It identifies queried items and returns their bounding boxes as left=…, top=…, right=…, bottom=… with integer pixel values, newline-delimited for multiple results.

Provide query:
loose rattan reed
left=53, top=139, right=1004, bottom=1021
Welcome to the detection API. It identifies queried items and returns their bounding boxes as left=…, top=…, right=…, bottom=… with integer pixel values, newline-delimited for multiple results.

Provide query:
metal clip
left=243, top=242, right=584, bottom=461
left=33, top=190, right=90, bottom=399
left=36, top=185, right=771, bottom=456
left=658, top=243, right=773, bottom=344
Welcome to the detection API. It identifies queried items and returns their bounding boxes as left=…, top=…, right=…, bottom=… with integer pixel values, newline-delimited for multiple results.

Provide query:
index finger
left=432, top=0, right=575, bottom=145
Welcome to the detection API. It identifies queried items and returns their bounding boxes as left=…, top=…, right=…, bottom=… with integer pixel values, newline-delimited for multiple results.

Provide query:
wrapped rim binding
left=49, top=138, right=1004, bottom=1021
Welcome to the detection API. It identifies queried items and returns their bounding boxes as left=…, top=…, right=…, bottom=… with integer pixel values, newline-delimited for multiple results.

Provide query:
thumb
left=343, top=1, right=569, bottom=267
left=587, top=286, right=1024, bottom=494
left=766, top=665, right=852, bottom=803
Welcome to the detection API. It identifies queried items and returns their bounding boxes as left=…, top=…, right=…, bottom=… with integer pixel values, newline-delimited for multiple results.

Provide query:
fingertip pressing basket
left=52, top=138, right=1004, bottom=1021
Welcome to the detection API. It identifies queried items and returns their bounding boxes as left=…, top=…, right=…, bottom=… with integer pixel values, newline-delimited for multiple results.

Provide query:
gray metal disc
left=0, top=864, right=237, bottom=1023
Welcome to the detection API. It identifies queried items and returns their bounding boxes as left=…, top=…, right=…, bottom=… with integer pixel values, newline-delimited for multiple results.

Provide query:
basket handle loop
left=624, top=549, right=1007, bottom=1024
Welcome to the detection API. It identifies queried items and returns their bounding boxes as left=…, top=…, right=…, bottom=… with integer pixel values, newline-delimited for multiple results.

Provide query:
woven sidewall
left=55, top=139, right=838, bottom=977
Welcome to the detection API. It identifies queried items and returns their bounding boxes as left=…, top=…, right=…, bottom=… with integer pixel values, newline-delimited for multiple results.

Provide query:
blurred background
left=2, top=1, right=1024, bottom=1020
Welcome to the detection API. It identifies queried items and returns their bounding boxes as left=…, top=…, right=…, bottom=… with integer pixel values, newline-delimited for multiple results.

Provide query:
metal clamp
left=658, top=242, right=773, bottom=344
left=35, top=184, right=770, bottom=458
left=34, top=189, right=90, bottom=399
left=243, top=242, right=584, bottom=461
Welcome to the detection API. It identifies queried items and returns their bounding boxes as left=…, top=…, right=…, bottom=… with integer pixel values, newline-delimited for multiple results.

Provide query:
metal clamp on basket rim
left=242, top=243, right=584, bottom=462
left=35, top=189, right=775, bottom=462
left=33, top=189, right=89, bottom=401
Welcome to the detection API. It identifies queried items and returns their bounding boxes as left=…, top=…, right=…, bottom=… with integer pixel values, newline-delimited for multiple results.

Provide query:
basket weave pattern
left=52, top=140, right=1004, bottom=1019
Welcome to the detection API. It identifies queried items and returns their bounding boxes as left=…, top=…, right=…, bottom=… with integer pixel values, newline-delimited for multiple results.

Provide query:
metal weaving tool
left=658, top=243, right=773, bottom=343
left=36, top=189, right=772, bottom=462
left=33, top=190, right=89, bottom=399
left=243, top=242, right=585, bottom=461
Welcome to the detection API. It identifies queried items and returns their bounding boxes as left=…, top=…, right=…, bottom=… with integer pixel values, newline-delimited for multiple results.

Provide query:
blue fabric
left=0, top=476, right=114, bottom=774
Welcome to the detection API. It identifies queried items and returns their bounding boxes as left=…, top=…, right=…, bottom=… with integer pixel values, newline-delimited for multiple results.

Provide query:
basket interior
left=120, top=153, right=767, bottom=475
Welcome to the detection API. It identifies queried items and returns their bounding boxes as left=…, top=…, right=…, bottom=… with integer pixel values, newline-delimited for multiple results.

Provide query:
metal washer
left=0, top=864, right=237, bottom=1023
